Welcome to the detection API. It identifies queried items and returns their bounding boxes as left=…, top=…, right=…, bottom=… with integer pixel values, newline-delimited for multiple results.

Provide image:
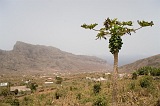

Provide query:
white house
left=44, top=82, right=54, bottom=84
left=0, top=82, right=8, bottom=87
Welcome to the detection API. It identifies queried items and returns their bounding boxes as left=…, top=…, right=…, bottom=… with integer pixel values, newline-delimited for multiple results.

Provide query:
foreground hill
left=120, top=54, right=160, bottom=72
left=0, top=41, right=111, bottom=74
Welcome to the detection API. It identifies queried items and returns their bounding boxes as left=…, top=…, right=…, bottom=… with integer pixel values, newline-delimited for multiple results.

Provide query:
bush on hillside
left=76, top=93, right=82, bottom=100
left=5, top=97, right=20, bottom=106
left=93, top=83, right=101, bottom=94
left=22, top=97, right=33, bottom=105
left=55, top=76, right=63, bottom=84
left=132, top=72, right=138, bottom=80
left=137, top=66, right=160, bottom=76
left=55, top=89, right=66, bottom=99
left=129, top=82, right=136, bottom=90
left=139, top=76, right=153, bottom=88
left=150, top=69, right=160, bottom=76
left=92, top=96, right=108, bottom=106
left=1, top=88, right=9, bottom=97
left=10, top=99, right=19, bottom=106
left=28, top=82, right=38, bottom=92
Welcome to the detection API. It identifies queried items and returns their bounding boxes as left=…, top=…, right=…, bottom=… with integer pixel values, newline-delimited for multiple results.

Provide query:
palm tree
left=81, top=18, right=153, bottom=105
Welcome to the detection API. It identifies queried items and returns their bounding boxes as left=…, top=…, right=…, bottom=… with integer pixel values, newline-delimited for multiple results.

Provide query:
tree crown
left=81, top=18, right=153, bottom=40
left=81, top=18, right=153, bottom=54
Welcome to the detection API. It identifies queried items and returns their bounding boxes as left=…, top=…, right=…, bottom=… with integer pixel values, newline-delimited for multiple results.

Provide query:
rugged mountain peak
left=13, top=41, right=34, bottom=52
left=13, top=41, right=61, bottom=55
left=0, top=41, right=111, bottom=74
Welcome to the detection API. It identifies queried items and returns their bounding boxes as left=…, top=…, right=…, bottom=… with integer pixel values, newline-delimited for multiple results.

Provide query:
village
left=0, top=72, right=131, bottom=97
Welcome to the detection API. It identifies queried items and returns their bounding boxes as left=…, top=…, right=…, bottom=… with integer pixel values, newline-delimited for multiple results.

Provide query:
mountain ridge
left=119, top=54, right=160, bottom=72
left=0, top=41, right=111, bottom=74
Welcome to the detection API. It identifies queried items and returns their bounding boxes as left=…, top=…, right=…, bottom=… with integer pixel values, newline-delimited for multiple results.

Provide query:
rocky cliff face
left=120, top=54, right=160, bottom=72
left=0, top=41, right=111, bottom=73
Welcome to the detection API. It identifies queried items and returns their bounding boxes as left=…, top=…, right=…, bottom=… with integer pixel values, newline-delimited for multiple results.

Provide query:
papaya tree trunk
left=112, top=51, right=118, bottom=106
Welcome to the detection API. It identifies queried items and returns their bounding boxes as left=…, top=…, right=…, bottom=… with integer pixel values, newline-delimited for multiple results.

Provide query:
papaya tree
left=81, top=18, right=153, bottom=105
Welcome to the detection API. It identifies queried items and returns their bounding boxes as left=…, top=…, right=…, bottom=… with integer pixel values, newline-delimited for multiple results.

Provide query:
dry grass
left=0, top=72, right=160, bottom=106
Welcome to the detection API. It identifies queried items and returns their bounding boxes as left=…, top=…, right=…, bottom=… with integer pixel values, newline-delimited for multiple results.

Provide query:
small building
left=44, top=82, right=54, bottom=84
left=86, top=77, right=107, bottom=82
left=44, top=82, right=54, bottom=87
left=24, top=80, right=30, bottom=84
left=98, top=77, right=107, bottom=81
left=0, top=82, right=8, bottom=87
left=105, top=72, right=111, bottom=75
left=48, top=78, right=52, bottom=80
left=10, top=86, right=31, bottom=94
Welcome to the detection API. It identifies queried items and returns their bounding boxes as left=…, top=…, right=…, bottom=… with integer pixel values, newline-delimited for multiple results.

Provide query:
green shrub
left=10, top=99, right=20, bottom=106
left=132, top=72, right=138, bottom=80
left=150, top=69, right=160, bottom=76
left=55, top=76, right=63, bottom=84
left=28, top=82, right=38, bottom=92
left=129, top=82, right=136, bottom=90
left=69, top=86, right=73, bottom=91
left=1, top=88, right=9, bottom=97
left=92, top=96, right=108, bottom=106
left=54, top=89, right=66, bottom=99
left=93, top=83, right=101, bottom=94
left=4, top=96, right=14, bottom=104
left=139, top=76, right=152, bottom=88
left=137, top=69, right=146, bottom=75
left=137, top=66, right=160, bottom=76
left=22, top=96, right=33, bottom=105
left=55, top=91, right=62, bottom=99
left=76, top=93, right=82, bottom=100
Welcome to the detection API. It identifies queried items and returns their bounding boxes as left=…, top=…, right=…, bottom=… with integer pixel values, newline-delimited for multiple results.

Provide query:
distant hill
left=119, top=54, right=160, bottom=73
left=0, top=41, right=111, bottom=74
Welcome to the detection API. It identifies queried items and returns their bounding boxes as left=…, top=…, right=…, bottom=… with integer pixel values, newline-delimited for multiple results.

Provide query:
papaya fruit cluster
left=109, top=35, right=123, bottom=54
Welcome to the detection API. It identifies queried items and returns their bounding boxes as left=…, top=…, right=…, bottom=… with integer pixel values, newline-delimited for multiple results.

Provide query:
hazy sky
left=0, top=0, right=160, bottom=65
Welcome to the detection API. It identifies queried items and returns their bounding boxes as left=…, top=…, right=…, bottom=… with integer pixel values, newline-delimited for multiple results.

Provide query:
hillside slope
left=120, top=54, right=160, bottom=72
left=0, top=41, right=111, bottom=73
